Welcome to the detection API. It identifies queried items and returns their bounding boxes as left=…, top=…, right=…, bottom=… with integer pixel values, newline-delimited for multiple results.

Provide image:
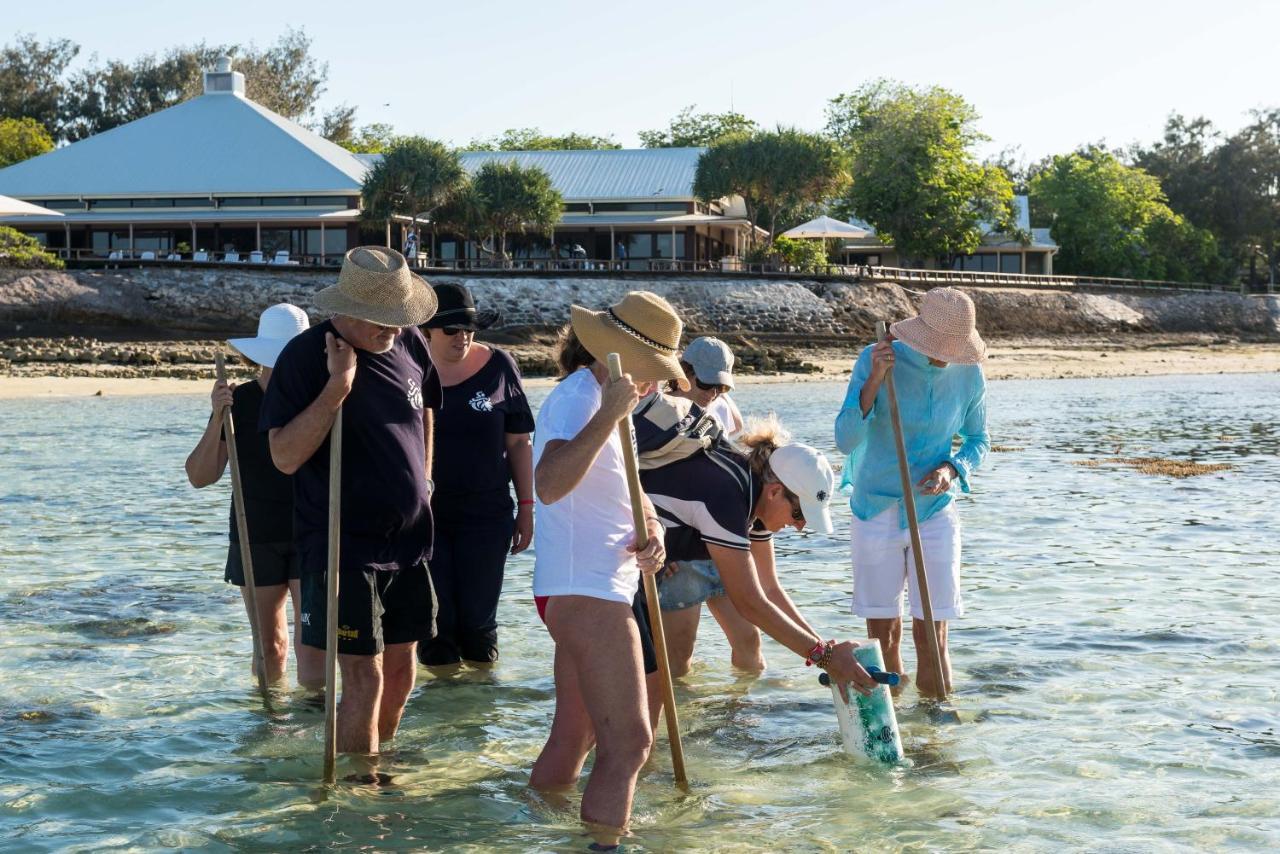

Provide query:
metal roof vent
left=203, top=56, right=245, bottom=96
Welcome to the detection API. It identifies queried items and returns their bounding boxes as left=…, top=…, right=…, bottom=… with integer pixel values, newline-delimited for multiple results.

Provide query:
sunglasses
left=441, top=326, right=475, bottom=337
left=783, top=488, right=805, bottom=523
left=694, top=378, right=729, bottom=394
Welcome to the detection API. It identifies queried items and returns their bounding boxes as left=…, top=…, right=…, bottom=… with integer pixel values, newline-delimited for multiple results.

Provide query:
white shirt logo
left=469, top=391, right=494, bottom=412
left=407, top=378, right=424, bottom=410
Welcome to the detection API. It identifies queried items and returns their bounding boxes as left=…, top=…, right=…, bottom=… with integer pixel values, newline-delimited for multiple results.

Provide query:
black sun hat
left=422, top=282, right=502, bottom=331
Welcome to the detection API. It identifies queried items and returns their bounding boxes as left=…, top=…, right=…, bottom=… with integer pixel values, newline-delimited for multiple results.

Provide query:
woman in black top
left=185, top=303, right=322, bottom=689
left=417, top=283, right=535, bottom=667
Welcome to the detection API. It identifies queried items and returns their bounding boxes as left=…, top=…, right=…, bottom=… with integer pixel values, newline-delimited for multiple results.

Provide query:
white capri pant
left=850, top=503, right=963, bottom=620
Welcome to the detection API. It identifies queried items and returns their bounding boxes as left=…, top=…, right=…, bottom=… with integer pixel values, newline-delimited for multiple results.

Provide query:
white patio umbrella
left=0, top=195, right=64, bottom=217
left=780, top=215, right=869, bottom=239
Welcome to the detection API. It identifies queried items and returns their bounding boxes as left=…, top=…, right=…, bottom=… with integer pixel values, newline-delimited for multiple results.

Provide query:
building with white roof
left=0, top=57, right=754, bottom=267
left=839, top=195, right=1057, bottom=274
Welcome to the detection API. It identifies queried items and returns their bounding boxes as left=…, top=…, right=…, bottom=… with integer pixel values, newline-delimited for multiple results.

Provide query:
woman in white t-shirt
left=529, top=291, right=687, bottom=844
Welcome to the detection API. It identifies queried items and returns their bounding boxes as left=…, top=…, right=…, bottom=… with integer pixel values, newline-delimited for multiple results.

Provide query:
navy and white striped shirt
left=640, top=443, right=772, bottom=562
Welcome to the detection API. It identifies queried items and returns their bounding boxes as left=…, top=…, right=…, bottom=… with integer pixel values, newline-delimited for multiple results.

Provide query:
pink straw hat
left=889, top=287, right=986, bottom=364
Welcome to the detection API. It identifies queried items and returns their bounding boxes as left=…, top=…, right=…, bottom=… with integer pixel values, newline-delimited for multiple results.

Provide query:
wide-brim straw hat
left=227, top=303, right=310, bottom=368
left=570, top=291, right=689, bottom=390
left=423, top=282, right=502, bottom=331
left=890, top=287, right=986, bottom=364
left=313, top=246, right=438, bottom=327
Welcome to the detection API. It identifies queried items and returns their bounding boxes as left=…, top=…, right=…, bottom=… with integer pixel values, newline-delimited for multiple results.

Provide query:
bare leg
left=911, top=619, right=951, bottom=699
left=289, top=578, right=325, bottom=692
left=337, top=652, right=383, bottom=754
left=866, top=617, right=906, bottom=696
left=534, top=596, right=652, bottom=838
left=530, top=645, right=595, bottom=790
left=242, top=583, right=290, bottom=685
left=706, top=595, right=764, bottom=672
left=661, top=605, right=701, bottom=678
left=378, top=642, right=417, bottom=743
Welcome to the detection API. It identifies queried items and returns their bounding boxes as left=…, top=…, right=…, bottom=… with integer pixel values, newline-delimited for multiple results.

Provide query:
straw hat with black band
left=570, top=291, right=690, bottom=391
left=422, top=282, right=502, bottom=331
left=889, top=287, right=986, bottom=365
left=313, top=246, right=438, bottom=327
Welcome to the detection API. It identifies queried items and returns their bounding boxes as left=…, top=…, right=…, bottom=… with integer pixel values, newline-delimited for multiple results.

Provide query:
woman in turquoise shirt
left=834, top=288, right=990, bottom=699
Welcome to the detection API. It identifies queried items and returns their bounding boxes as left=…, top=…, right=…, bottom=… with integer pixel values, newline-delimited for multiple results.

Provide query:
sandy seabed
left=0, top=341, right=1276, bottom=400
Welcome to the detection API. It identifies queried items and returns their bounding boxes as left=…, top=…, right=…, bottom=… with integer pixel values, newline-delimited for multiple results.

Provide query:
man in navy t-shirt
left=260, top=246, right=442, bottom=757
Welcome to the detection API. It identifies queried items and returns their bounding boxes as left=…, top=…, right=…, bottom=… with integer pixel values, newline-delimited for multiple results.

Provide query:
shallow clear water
left=1, top=374, right=1277, bottom=852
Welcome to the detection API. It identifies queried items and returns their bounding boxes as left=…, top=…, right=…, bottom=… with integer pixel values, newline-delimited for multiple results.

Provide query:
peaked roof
left=0, top=92, right=369, bottom=198
left=456, top=148, right=705, bottom=201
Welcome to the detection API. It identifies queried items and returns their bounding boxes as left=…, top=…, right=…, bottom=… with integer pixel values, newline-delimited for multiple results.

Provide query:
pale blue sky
left=9, top=0, right=1277, bottom=160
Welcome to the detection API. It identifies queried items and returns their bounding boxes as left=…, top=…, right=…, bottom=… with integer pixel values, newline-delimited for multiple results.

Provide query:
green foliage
left=361, top=137, right=467, bottom=226
left=765, top=236, right=829, bottom=271
left=323, top=107, right=397, bottom=153
left=694, top=128, right=848, bottom=244
left=471, top=160, right=564, bottom=259
left=0, top=117, right=54, bottom=167
left=1134, top=111, right=1280, bottom=285
left=0, top=29, right=328, bottom=143
left=0, top=35, right=78, bottom=140
left=467, top=128, right=619, bottom=151
left=827, top=79, right=1015, bottom=262
left=0, top=227, right=63, bottom=269
left=639, top=106, right=759, bottom=148
left=1029, top=148, right=1223, bottom=282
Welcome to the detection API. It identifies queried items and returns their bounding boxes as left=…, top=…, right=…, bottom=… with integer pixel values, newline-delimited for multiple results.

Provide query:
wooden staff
left=875, top=321, right=949, bottom=703
left=215, top=354, right=271, bottom=705
left=322, top=408, right=343, bottom=785
left=606, top=353, right=688, bottom=787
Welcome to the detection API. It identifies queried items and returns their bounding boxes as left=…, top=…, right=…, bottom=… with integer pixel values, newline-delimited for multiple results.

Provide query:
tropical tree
left=1029, top=147, right=1224, bottom=282
left=0, top=35, right=78, bottom=140
left=0, top=117, right=54, bottom=168
left=693, top=128, right=848, bottom=245
left=360, top=137, right=467, bottom=233
left=639, top=106, right=759, bottom=148
left=0, top=227, right=63, bottom=269
left=471, top=160, right=563, bottom=261
left=826, top=79, right=1016, bottom=263
left=467, top=128, right=619, bottom=151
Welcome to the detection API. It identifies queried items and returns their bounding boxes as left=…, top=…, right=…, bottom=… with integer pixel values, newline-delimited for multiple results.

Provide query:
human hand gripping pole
left=875, top=321, right=952, bottom=709
left=606, top=353, right=689, bottom=788
left=215, top=354, right=272, bottom=707
left=322, top=408, right=342, bottom=785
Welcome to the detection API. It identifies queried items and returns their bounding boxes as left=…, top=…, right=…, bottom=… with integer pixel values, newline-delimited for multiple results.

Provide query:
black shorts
left=300, top=561, right=437, bottom=656
left=224, top=541, right=300, bottom=587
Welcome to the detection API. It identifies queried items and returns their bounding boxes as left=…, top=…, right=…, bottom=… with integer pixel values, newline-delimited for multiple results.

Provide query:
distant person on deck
left=185, top=303, right=321, bottom=690
left=834, top=287, right=990, bottom=699
left=261, top=247, right=441, bottom=756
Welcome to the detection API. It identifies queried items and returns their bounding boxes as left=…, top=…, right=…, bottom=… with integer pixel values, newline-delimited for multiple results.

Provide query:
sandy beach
left=0, top=339, right=1275, bottom=399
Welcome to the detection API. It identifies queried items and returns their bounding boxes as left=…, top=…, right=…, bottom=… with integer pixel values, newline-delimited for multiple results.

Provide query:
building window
left=1025, top=253, right=1046, bottom=275
left=654, top=232, right=686, bottom=259
left=627, top=234, right=653, bottom=258
left=1000, top=254, right=1022, bottom=274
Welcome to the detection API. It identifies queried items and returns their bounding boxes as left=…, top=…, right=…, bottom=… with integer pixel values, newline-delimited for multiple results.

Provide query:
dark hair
left=665, top=361, right=695, bottom=395
left=554, top=323, right=595, bottom=378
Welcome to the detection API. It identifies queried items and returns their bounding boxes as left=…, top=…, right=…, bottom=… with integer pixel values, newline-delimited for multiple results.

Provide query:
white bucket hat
left=228, top=303, right=310, bottom=368
left=769, top=443, right=836, bottom=535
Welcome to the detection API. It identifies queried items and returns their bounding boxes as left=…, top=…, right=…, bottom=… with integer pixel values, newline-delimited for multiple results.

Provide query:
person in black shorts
left=261, top=247, right=441, bottom=757
left=416, top=283, right=535, bottom=668
left=637, top=412, right=878, bottom=720
left=185, top=303, right=319, bottom=689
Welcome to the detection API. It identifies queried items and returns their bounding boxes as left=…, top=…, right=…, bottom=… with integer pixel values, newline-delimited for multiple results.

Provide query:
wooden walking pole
left=215, top=354, right=271, bottom=705
left=322, top=409, right=343, bottom=785
left=607, top=353, right=688, bottom=787
left=875, top=321, right=950, bottom=705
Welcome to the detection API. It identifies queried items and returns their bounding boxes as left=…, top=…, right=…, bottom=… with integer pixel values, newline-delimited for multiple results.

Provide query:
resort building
left=0, top=58, right=755, bottom=268
left=840, top=196, right=1057, bottom=275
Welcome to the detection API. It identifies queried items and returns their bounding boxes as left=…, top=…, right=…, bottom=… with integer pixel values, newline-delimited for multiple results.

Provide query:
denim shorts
left=656, top=559, right=725, bottom=611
